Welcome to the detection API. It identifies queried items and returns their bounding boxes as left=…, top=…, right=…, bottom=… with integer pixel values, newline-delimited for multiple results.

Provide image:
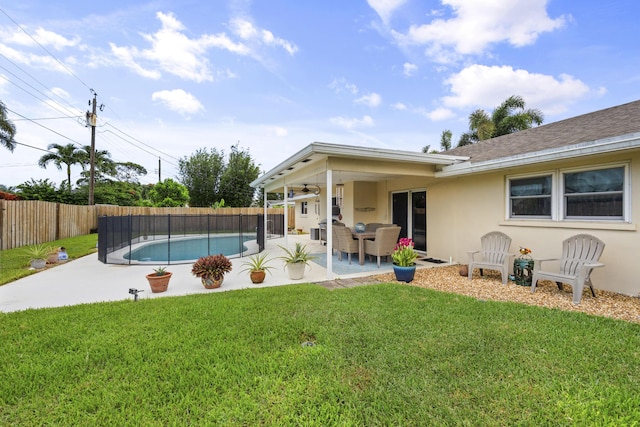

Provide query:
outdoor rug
left=310, top=252, right=392, bottom=276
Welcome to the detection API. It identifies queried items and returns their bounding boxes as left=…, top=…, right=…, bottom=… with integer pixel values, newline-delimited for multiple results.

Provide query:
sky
left=0, top=0, right=639, bottom=188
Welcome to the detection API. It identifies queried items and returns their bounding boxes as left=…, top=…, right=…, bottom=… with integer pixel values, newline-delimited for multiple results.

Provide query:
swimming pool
left=124, top=235, right=255, bottom=263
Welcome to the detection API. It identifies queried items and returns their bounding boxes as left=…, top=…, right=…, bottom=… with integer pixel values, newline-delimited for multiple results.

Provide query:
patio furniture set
left=467, top=231, right=606, bottom=305
left=331, top=222, right=401, bottom=267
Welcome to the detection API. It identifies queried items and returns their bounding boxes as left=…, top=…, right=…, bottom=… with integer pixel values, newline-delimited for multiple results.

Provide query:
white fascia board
left=435, top=133, right=640, bottom=178
left=251, top=141, right=468, bottom=188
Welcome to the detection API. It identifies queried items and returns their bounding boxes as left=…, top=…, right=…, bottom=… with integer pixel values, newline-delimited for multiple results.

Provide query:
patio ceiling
left=252, top=142, right=469, bottom=193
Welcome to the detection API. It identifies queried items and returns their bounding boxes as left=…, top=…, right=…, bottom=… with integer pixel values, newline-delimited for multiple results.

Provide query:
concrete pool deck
left=0, top=234, right=395, bottom=313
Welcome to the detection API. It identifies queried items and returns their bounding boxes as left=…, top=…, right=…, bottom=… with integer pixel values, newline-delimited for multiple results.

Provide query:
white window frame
left=506, top=162, right=629, bottom=222
left=507, top=171, right=555, bottom=220
left=560, top=163, right=628, bottom=221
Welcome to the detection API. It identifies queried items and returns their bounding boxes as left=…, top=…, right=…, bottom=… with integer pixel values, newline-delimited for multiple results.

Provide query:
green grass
left=0, top=234, right=98, bottom=286
left=1, top=284, right=639, bottom=425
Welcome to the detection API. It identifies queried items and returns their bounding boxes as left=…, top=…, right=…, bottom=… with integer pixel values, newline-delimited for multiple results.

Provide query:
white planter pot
left=286, top=262, right=306, bottom=280
left=30, top=259, right=46, bottom=269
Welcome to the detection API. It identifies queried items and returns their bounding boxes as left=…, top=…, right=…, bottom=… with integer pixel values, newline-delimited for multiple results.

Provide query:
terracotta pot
left=250, top=270, right=266, bottom=284
left=459, top=265, right=469, bottom=277
left=202, top=275, right=224, bottom=289
left=47, top=252, right=59, bottom=264
left=146, top=272, right=172, bottom=293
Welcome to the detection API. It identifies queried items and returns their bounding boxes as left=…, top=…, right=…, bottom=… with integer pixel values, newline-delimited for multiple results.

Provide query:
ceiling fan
left=291, top=184, right=320, bottom=196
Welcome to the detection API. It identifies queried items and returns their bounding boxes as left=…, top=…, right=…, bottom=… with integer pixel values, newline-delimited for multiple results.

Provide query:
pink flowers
left=395, top=237, right=414, bottom=251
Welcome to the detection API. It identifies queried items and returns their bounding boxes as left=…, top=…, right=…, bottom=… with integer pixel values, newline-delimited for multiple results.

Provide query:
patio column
left=326, top=169, right=333, bottom=280
left=283, top=184, right=289, bottom=243
left=263, top=187, right=267, bottom=241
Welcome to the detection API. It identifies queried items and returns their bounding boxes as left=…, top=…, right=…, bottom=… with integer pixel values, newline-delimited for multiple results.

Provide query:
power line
left=6, top=107, right=84, bottom=147
left=0, top=6, right=91, bottom=91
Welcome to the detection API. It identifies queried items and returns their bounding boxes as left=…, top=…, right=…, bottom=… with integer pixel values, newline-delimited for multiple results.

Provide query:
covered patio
left=252, top=142, right=467, bottom=280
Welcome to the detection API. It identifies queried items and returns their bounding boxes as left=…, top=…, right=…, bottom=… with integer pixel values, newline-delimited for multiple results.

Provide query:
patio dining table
left=350, top=229, right=376, bottom=265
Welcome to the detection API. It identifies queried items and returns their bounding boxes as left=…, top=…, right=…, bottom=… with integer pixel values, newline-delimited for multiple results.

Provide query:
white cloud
left=330, top=115, right=375, bottom=129
left=391, top=102, right=407, bottom=110
left=0, top=27, right=79, bottom=50
left=151, top=89, right=204, bottom=115
left=230, top=18, right=298, bottom=55
left=425, top=107, right=455, bottom=121
left=393, top=0, right=566, bottom=63
left=354, top=92, right=382, bottom=108
left=442, top=64, right=590, bottom=115
left=110, top=11, right=251, bottom=82
left=265, top=125, right=289, bottom=137
left=367, top=0, right=408, bottom=25
left=403, top=62, right=417, bottom=77
left=329, top=77, right=359, bottom=95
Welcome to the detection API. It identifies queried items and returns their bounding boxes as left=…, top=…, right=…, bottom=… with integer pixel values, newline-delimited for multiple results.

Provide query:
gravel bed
left=372, top=265, right=640, bottom=324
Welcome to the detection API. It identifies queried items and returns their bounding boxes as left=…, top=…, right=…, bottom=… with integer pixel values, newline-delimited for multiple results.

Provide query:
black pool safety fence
left=97, top=213, right=285, bottom=265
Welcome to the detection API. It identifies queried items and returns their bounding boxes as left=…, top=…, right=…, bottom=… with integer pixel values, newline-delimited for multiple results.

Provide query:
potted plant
left=24, top=243, right=53, bottom=269
left=191, top=254, right=232, bottom=289
left=145, top=266, right=172, bottom=293
left=240, top=252, right=275, bottom=284
left=391, top=237, right=419, bottom=283
left=47, top=247, right=60, bottom=265
left=278, top=242, right=315, bottom=280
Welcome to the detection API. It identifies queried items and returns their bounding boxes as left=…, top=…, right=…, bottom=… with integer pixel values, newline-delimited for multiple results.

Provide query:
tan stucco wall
left=426, top=152, right=640, bottom=297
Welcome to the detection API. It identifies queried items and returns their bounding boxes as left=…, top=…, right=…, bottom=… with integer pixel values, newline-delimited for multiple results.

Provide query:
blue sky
left=0, top=0, right=639, bottom=188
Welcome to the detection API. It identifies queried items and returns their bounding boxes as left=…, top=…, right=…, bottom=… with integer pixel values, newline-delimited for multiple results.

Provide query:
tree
left=440, top=130, right=452, bottom=151
left=148, top=178, right=189, bottom=207
left=219, top=144, right=260, bottom=207
left=15, top=178, right=66, bottom=202
left=115, top=162, right=148, bottom=183
left=178, top=147, right=225, bottom=207
left=0, top=100, right=17, bottom=152
left=457, top=95, right=544, bottom=147
left=38, top=143, right=83, bottom=192
left=77, top=145, right=118, bottom=184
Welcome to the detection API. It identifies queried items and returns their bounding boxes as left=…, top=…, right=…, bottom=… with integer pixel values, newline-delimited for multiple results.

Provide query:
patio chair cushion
left=364, top=226, right=401, bottom=267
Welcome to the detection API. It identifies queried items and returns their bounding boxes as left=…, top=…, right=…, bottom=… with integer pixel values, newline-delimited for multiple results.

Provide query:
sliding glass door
left=392, top=190, right=426, bottom=252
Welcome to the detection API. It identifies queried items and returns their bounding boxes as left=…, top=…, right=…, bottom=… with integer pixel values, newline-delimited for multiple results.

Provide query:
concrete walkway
left=0, top=235, right=388, bottom=313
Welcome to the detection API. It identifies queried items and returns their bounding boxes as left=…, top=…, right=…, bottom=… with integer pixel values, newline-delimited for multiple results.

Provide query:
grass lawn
left=0, top=234, right=98, bottom=286
left=1, top=283, right=639, bottom=425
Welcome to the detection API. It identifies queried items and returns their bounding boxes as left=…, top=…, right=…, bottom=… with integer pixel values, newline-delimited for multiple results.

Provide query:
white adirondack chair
left=531, top=234, right=605, bottom=305
left=467, top=231, right=514, bottom=285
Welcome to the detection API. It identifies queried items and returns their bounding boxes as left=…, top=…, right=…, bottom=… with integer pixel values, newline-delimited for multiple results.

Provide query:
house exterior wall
left=426, top=151, right=640, bottom=297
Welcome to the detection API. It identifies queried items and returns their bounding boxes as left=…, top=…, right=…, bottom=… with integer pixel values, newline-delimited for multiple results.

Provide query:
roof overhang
left=436, top=132, right=640, bottom=178
left=251, top=141, right=468, bottom=191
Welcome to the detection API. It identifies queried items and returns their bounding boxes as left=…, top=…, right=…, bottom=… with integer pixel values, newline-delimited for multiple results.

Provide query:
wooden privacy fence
left=0, top=200, right=294, bottom=251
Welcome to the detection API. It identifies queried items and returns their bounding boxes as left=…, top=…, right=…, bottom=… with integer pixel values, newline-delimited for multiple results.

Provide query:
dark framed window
left=301, top=201, right=308, bottom=215
left=509, top=175, right=552, bottom=218
left=563, top=166, right=624, bottom=219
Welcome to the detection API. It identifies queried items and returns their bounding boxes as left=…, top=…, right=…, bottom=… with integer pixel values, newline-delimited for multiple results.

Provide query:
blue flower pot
left=393, top=264, right=416, bottom=283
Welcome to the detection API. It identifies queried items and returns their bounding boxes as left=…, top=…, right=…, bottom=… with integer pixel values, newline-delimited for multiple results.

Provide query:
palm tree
left=0, top=100, right=17, bottom=152
left=77, top=145, right=117, bottom=184
left=457, top=95, right=544, bottom=146
left=38, top=143, right=83, bottom=192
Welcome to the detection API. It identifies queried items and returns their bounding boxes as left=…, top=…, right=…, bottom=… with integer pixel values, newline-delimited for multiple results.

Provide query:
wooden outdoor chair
left=364, top=226, right=401, bottom=267
left=467, top=231, right=514, bottom=284
left=335, top=225, right=359, bottom=264
left=531, top=234, right=605, bottom=305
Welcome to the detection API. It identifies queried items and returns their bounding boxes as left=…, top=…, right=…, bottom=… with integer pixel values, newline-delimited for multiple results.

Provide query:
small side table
left=513, top=258, right=534, bottom=286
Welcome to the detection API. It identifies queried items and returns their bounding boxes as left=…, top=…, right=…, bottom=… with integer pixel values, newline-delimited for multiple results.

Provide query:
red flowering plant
left=391, top=237, right=418, bottom=267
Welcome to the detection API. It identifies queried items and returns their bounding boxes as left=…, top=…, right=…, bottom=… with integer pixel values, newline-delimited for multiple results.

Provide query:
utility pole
left=87, top=90, right=98, bottom=205
left=158, top=157, right=161, bottom=183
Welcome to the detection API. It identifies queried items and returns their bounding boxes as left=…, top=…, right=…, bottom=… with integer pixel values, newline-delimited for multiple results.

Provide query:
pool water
left=125, top=235, right=253, bottom=262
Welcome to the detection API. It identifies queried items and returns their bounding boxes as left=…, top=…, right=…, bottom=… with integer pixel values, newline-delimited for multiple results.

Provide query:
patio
left=0, top=234, right=442, bottom=313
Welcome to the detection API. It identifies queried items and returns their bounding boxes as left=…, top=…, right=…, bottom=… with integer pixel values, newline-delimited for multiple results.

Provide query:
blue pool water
left=125, top=235, right=253, bottom=262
